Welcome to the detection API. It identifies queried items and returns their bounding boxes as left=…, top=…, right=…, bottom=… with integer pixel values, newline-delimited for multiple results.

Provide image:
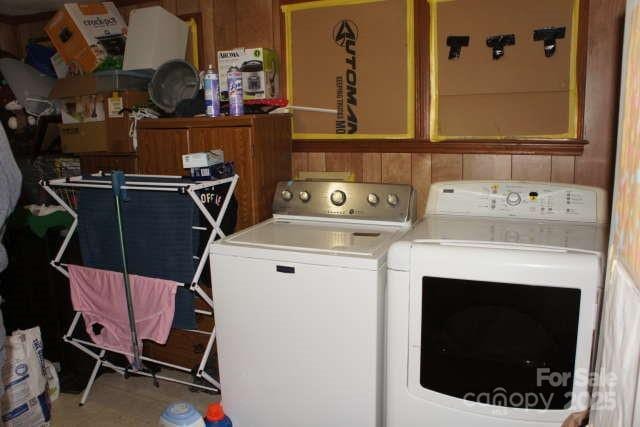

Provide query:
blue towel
left=77, top=180, right=198, bottom=330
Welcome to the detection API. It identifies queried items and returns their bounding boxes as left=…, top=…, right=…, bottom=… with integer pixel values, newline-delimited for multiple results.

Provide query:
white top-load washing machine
left=386, top=180, right=608, bottom=427
left=211, top=181, right=416, bottom=427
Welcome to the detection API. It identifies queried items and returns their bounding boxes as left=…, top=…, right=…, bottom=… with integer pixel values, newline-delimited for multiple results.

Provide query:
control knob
left=506, top=192, right=522, bottom=206
left=299, top=190, right=311, bottom=202
left=367, top=193, right=379, bottom=206
left=387, top=193, right=399, bottom=207
left=281, top=189, right=293, bottom=201
left=330, top=190, right=347, bottom=206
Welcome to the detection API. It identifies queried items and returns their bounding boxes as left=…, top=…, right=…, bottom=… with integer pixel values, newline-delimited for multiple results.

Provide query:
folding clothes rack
left=41, top=172, right=238, bottom=405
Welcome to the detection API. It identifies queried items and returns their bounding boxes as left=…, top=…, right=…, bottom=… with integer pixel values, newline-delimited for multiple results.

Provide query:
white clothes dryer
left=385, top=181, right=608, bottom=427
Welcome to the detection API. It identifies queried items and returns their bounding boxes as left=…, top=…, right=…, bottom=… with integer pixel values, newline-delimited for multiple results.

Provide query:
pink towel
left=68, top=264, right=178, bottom=361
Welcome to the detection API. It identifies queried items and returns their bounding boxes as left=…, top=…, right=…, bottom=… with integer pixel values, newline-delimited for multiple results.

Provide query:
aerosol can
left=204, top=65, right=220, bottom=117
left=227, top=67, right=244, bottom=116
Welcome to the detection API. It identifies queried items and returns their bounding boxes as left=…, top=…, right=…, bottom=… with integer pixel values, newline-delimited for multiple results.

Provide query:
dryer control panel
left=426, top=181, right=608, bottom=224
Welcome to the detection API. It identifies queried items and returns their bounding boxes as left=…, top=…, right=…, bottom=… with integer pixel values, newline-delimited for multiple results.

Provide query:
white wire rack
left=40, top=172, right=239, bottom=405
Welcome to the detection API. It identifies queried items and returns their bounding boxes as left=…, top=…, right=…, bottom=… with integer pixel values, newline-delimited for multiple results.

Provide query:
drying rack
left=41, top=171, right=238, bottom=405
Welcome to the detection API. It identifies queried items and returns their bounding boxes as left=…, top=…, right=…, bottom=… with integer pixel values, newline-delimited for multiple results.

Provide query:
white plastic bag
left=1, top=327, right=51, bottom=426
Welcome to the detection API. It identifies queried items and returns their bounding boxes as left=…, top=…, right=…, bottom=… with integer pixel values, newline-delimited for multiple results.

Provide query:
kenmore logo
left=83, top=16, right=118, bottom=27
left=333, top=20, right=358, bottom=134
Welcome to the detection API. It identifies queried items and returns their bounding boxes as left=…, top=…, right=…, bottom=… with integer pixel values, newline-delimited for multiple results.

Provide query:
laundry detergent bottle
left=204, top=403, right=232, bottom=427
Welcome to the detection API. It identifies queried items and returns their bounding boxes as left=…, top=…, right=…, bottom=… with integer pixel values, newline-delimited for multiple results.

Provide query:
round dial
left=506, top=192, right=522, bottom=206
left=367, top=193, right=379, bottom=206
left=281, top=189, right=293, bottom=201
left=299, top=190, right=311, bottom=202
left=330, top=190, right=347, bottom=206
left=387, top=193, right=399, bottom=207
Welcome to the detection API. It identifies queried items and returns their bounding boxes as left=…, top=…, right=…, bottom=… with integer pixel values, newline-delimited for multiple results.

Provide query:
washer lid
left=213, top=218, right=409, bottom=269
left=224, top=219, right=402, bottom=255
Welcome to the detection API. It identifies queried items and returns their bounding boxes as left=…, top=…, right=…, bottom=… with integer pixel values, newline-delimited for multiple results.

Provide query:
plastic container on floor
left=204, top=403, right=232, bottom=427
left=159, top=402, right=205, bottom=427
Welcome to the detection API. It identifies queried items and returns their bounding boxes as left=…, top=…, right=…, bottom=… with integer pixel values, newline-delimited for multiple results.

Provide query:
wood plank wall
left=292, top=153, right=580, bottom=217
left=0, top=0, right=625, bottom=208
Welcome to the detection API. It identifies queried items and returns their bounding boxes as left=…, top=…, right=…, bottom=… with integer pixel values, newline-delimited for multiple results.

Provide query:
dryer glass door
left=419, top=276, right=581, bottom=410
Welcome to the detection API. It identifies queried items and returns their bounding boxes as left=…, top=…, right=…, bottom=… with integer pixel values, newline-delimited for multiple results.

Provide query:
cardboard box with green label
left=216, top=47, right=279, bottom=101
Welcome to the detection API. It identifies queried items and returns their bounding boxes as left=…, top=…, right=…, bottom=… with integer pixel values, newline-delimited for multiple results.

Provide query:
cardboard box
left=50, top=74, right=149, bottom=153
left=45, top=2, right=127, bottom=73
left=281, top=0, right=414, bottom=139
left=60, top=122, right=108, bottom=153
left=123, top=6, right=188, bottom=71
left=182, top=150, right=224, bottom=168
left=431, top=0, right=578, bottom=140
left=217, top=48, right=279, bottom=100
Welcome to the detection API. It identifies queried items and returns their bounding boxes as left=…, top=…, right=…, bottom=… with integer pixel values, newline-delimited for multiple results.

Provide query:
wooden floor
left=51, top=371, right=219, bottom=426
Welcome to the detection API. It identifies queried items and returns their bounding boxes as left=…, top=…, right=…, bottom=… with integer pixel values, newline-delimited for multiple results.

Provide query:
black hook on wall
left=486, top=34, right=515, bottom=60
left=446, top=36, right=470, bottom=60
left=533, top=27, right=566, bottom=57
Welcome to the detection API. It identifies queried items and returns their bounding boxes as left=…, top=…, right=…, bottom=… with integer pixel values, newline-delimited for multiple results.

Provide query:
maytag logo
left=333, top=20, right=358, bottom=134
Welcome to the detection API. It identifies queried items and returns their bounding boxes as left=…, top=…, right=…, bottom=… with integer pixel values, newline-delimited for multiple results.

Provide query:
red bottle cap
left=206, top=402, right=225, bottom=421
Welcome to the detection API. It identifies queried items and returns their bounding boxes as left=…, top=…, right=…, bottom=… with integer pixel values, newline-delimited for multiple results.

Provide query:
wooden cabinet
left=136, top=115, right=292, bottom=230
left=79, top=115, right=292, bottom=230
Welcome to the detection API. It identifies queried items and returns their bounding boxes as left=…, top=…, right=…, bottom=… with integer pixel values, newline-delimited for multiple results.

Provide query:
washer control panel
left=426, top=181, right=607, bottom=224
left=273, top=181, right=416, bottom=224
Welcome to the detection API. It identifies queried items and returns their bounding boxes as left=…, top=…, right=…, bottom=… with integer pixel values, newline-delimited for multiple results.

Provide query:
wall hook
left=486, top=34, right=515, bottom=60
left=533, top=27, right=566, bottom=57
left=446, top=36, right=470, bottom=60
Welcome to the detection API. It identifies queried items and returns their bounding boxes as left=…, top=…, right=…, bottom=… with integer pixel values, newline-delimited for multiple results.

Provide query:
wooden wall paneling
left=324, top=152, right=365, bottom=180
left=307, top=152, right=326, bottom=171
left=325, top=153, right=350, bottom=172
left=362, top=153, right=382, bottom=183
left=381, top=153, right=412, bottom=184
left=411, top=153, right=431, bottom=218
left=212, top=0, right=237, bottom=52
left=577, top=0, right=625, bottom=191
left=235, top=0, right=275, bottom=48
left=462, top=154, right=511, bottom=180
left=118, top=1, right=161, bottom=21
left=291, top=152, right=308, bottom=178
left=272, top=0, right=284, bottom=92
left=160, top=0, right=177, bottom=14
left=431, top=154, right=462, bottom=182
left=551, top=156, right=576, bottom=183
left=177, top=0, right=201, bottom=15
left=511, top=155, right=552, bottom=181
left=349, top=153, right=364, bottom=182
left=0, top=23, right=17, bottom=56
left=199, top=0, right=217, bottom=67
